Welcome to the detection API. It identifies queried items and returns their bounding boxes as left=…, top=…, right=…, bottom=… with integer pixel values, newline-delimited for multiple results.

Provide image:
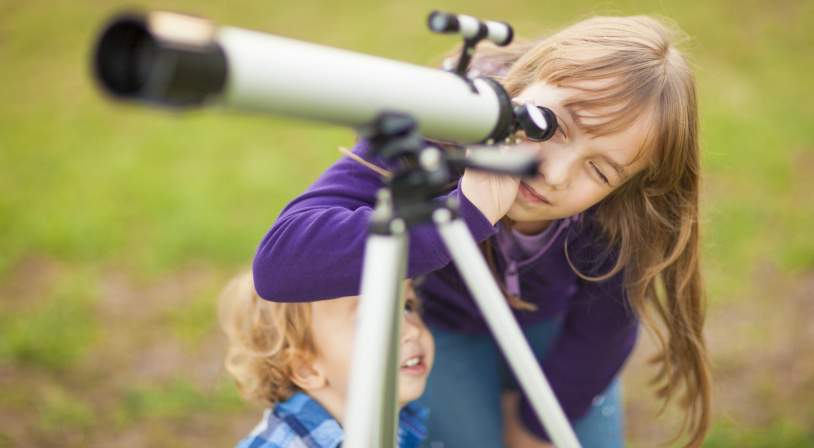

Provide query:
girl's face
left=507, top=81, right=653, bottom=233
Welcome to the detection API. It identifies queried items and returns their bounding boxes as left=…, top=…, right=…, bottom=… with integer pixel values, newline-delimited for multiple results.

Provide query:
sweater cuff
left=355, top=139, right=496, bottom=243
left=448, top=177, right=498, bottom=243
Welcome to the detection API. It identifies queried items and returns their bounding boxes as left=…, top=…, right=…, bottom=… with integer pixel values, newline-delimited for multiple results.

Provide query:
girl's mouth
left=519, top=182, right=552, bottom=205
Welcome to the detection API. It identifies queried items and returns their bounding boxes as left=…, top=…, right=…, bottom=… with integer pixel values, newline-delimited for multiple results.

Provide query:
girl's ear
left=289, top=352, right=327, bottom=391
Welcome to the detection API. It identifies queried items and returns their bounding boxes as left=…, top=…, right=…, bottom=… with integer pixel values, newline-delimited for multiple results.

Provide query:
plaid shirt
left=237, top=392, right=428, bottom=448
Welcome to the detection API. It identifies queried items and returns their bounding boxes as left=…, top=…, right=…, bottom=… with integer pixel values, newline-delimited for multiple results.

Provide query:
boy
left=218, top=272, right=434, bottom=448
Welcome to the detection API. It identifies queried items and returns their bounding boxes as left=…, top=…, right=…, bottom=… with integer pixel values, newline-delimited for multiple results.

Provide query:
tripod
left=342, top=113, right=581, bottom=448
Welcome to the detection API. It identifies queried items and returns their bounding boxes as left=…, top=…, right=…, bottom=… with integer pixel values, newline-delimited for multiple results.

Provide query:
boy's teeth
left=402, top=357, right=420, bottom=367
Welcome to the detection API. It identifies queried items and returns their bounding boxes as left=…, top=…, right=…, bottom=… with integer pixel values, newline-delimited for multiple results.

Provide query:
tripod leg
left=433, top=209, right=582, bottom=448
left=345, top=215, right=407, bottom=448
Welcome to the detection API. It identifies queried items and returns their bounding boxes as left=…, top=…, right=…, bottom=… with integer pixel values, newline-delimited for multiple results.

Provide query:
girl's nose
left=538, top=151, right=573, bottom=190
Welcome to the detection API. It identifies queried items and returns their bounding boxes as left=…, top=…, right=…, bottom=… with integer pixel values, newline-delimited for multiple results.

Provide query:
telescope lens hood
left=93, top=11, right=227, bottom=107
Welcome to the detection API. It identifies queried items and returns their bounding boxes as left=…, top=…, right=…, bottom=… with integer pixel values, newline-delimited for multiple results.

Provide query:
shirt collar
left=275, top=393, right=429, bottom=448
left=275, top=392, right=343, bottom=448
left=398, top=402, right=430, bottom=448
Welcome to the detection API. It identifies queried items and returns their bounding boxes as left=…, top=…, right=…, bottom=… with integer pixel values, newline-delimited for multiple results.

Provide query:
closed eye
left=590, top=161, right=610, bottom=184
left=555, top=117, right=568, bottom=140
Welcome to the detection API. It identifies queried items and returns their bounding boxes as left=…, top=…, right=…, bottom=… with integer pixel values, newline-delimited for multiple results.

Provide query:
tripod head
left=361, top=112, right=544, bottom=229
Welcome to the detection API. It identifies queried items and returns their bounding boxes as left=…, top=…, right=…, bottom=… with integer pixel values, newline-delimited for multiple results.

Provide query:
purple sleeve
left=520, top=269, right=639, bottom=441
left=253, top=142, right=497, bottom=301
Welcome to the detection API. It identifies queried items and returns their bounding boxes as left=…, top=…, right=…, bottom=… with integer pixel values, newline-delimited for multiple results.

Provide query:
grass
left=1, top=0, right=812, bottom=446
left=705, top=420, right=814, bottom=448
left=0, top=267, right=98, bottom=372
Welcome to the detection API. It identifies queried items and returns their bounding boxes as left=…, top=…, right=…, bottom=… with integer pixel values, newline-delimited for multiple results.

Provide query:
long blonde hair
left=480, top=16, right=710, bottom=446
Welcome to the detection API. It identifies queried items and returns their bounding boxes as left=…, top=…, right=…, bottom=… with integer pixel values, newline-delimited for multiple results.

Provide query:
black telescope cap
left=94, top=13, right=156, bottom=97
left=92, top=11, right=227, bottom=107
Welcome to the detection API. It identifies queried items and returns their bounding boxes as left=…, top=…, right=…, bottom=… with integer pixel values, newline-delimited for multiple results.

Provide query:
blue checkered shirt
left=237, top=392, right=429, bottom=448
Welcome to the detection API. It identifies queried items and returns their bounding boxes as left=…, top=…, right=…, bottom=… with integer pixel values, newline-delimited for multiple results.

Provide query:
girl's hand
left=503, top=391, right=555, bottom=448
left=460, top=165, right=520, bottom=225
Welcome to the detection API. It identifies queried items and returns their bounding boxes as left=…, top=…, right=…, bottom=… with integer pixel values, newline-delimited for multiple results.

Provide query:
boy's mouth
left=399, top=355, right=427, bottom=375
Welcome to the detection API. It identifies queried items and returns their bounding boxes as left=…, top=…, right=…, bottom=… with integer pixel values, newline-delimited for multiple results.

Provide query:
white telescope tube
left=93, top=11, right=514, bottom=144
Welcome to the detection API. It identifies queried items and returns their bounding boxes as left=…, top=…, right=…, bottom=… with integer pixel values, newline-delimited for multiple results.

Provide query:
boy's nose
left=400, top=316, right=421, bottom=342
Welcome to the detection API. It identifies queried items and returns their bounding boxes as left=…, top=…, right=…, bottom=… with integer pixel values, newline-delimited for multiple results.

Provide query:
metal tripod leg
left=344, top=195, right=407, bottom=448
left=433, top=207, right=582, bottom=448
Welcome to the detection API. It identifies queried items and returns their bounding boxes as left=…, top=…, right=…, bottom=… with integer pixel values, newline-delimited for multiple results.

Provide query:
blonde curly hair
left=218, top=271, right=314, bottom=404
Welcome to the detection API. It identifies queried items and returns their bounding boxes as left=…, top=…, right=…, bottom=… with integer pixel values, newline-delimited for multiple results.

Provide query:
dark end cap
left=92, top=10, right=227, bottom=107
left=477, top=77, right=514, bottom=143
left=428, top=11, right=459, bottom=33
left=497, top=21, right=513, bottom=46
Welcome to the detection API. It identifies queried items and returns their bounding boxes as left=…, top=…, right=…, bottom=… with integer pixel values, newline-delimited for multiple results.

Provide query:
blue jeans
left=417, top=318, right=624, bottom=448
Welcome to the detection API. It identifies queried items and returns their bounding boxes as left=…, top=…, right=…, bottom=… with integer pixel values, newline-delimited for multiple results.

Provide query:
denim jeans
left=417, top=317, right=624, bottom=448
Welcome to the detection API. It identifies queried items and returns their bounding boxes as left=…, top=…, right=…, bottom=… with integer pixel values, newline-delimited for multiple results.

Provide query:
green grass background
left=1, top=0, right=812, bottom=446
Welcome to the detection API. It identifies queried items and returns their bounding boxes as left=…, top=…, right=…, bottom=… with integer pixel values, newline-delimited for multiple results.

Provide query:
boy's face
left=305, top=287, right=435, bottom=418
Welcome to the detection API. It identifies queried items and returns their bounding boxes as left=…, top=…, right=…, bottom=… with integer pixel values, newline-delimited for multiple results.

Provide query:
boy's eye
left=404, top=297, right=418, bottom=314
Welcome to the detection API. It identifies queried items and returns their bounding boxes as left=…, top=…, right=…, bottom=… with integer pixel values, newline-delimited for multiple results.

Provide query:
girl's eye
left=590, top=161, right=610, bottom=184
left=553, top=117, right=568, bottom=140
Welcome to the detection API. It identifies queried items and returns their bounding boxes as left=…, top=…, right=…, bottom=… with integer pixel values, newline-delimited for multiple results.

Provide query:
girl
left=253, top=15, right=710, bottom=448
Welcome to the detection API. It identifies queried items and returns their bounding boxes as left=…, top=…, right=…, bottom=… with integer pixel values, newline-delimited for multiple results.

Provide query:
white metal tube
left=93, top=11, right=513, bottom=144
left=216, top=27, right=502, bottom=143
left=345, top=232, right=406, bottom=448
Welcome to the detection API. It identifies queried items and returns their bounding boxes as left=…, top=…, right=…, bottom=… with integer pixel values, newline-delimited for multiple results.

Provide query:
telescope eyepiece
left=514, top=104, right=558, bottom=142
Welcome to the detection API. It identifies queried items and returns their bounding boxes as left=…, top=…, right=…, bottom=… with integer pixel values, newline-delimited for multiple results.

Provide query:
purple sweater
left=253, top=141, right=638, bottom=428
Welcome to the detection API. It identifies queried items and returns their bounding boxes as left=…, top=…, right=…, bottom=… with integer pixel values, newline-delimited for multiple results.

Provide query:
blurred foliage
left=0, top=0, right=812, bottom=446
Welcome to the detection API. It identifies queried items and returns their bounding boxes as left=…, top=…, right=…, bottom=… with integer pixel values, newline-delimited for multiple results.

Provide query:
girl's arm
left=253, top=141, right=498, bottom=302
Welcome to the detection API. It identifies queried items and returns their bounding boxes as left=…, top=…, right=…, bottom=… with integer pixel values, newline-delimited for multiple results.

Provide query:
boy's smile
left=302, top=286, right=435, bottom=424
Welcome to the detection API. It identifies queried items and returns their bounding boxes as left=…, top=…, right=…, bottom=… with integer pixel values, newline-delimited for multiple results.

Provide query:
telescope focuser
left=428, top=11, right=513, bottom=78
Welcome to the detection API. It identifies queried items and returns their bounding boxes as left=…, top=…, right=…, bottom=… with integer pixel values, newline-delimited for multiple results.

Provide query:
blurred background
left=0, top=0, right=812, bottom=446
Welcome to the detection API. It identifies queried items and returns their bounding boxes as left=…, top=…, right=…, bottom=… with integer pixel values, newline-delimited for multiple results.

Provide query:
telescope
left=91, top=10, right=582, bottom=448
left=92, top=10, right=557, bottom=146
